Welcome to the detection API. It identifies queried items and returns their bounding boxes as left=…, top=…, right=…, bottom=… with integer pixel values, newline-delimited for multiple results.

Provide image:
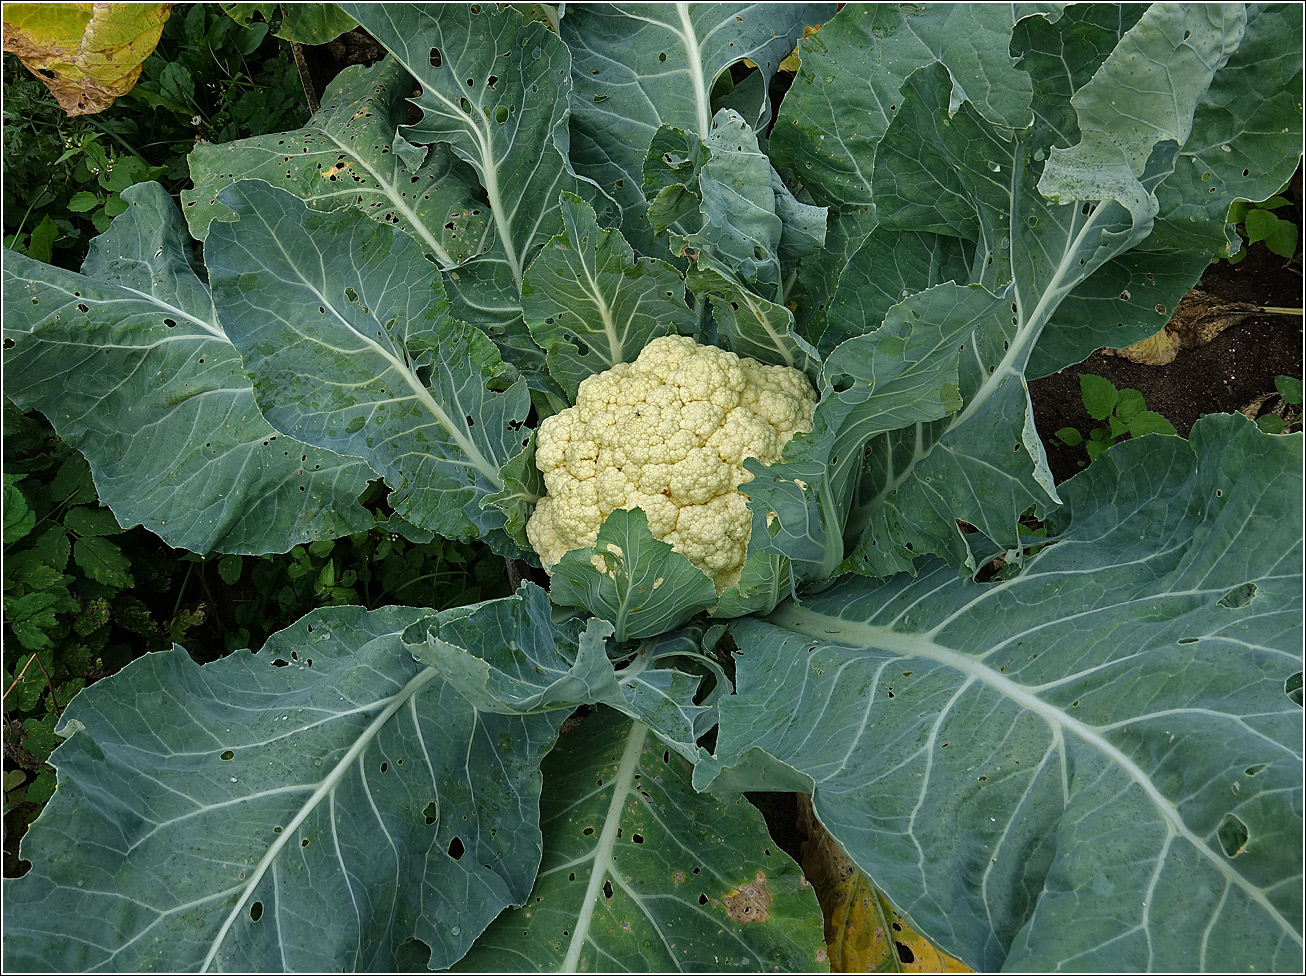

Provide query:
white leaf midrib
left=766, top=602, right=1303, bottom=946
left=200, top=666, right=441, bottom=972
left=561, top=720, right=648, bottom=972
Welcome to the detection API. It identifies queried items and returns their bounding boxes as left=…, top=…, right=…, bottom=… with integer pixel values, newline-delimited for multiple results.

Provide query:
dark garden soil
left=1030, top=189, right=1304, bottom=485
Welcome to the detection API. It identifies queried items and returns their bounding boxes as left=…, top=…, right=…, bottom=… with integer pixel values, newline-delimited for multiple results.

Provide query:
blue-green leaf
left=1038, top=5, right=1244, bottom=223
left=699, top=414, right=1304, bottom=972
left=831, top=59, right=1182, bottom=576
left=686, top=264, right=822, bottom=381
left=1, top=183, right=375, bottom=555
left=643, top=111, right=829, bottom=308
left=1, top=606, right=567, bottom=971
left=206, top=180, right=531, bottom=554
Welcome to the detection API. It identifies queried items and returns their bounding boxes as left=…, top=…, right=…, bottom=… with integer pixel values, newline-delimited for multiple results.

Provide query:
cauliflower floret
left=525, top=336, right=816, bottom=591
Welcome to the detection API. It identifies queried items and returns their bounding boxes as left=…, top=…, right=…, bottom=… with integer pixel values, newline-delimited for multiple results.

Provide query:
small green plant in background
left=1054, top=374, right=1178, bottom=464
left=1227, top=187, right=1299, bottom=263
left=58, top=134, right=169, bottom=235
left=1253, top=374, right=1304, bottom=434
left=124, top=4, right=310, bottom=149
left=2, top=3, right=307, bottom=269
left=209, top=523, right=510, bottom=657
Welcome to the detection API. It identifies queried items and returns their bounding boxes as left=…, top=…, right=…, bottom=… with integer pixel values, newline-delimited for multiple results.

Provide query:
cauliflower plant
left=526, top=335, right=816, bottom=591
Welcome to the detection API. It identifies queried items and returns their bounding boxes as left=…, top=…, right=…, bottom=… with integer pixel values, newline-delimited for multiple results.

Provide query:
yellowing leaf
left=800, top=797, right=973, bottom=973
left=781, top=24, right=826, bottom=74
left=1103, top=324, right=1182, bottom=365
left=2, top=2, right=173, bottom=116
left=1103, top=288, right=1302, bottom=366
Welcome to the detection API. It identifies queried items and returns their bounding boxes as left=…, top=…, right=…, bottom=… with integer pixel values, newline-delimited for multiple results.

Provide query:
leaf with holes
left=1020, top=4, right=1302, bottom=376
left=0, top=182, right=376, bottom=555
left=452, top=707, right=829, bottom=973
left=183, top=57, right=489, bottom=266
left=698, top=414, right=1304, bottom=971
left=0, top=606, right=567, bottom=971
left=206, top=180, right=532, bottom=555
left=338, top=3, right=604, bottom=351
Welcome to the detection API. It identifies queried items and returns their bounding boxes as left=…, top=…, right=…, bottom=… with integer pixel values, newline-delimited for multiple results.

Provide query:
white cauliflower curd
left=525, top=335, right=816, bottom=591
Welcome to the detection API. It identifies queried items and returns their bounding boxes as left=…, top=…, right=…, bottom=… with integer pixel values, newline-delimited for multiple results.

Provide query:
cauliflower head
left=526, top=335, right=816, bottom=591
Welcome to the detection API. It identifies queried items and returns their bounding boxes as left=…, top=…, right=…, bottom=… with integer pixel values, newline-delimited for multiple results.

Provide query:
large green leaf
left=767, top=3, right=1039, bottom=338
left=1037, top=5, right=1244, bottom=223
left=205, top=180, right=532, bottom=554
left=820, top=5, right=1287, bottom=572
left=183, top=57, right=489, bottom=268
left=0, top=182, right=375, bottom=555
left=813, top=227, right=970, bottom=356
left=829, top=48, right=1200, bottom=577
left=641, top=116, right=824, bottom=376
left=522, top=192, right=696, bottom=398
left=562, top=2, right=831, bottom=256
left=699, top=415, right=1304, bottom=972
left=771, top=4, right=1302, bottom=375
left=1, top=606, right=567, bottom=971
left=455, top=707, right=829, bottom=973
left=772, top=4, right=1037, bottom=212
left=340, top=2, right=598, bottom=345
left=683, top=110, right=787, bottom=294
left=820, top=4, right=1294, bottom=572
